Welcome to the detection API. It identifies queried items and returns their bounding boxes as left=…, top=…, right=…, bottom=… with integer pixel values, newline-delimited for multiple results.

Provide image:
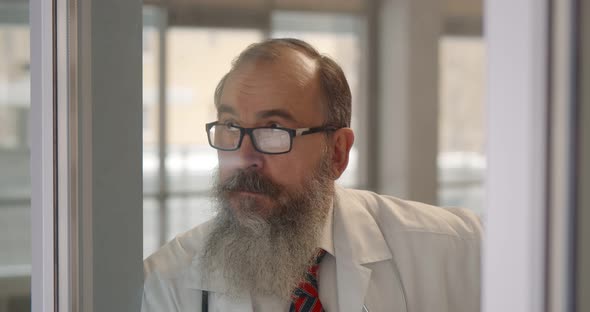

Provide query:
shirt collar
left=318, top=198, right=335, bottom=256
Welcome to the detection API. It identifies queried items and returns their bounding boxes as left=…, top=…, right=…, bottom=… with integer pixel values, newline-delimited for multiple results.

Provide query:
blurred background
left=0, top=2, right=32, bottom=311
left=0, top=0, right=484, bottom=310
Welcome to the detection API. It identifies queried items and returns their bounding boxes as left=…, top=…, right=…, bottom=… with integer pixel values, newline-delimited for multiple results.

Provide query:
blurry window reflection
left=143, top=7, right=265, bottom=256
left=0, top=2, right=31, bottom=311
left=438, top=36, right=486, bottom=215
left=271, top=11, right=362, bottom=188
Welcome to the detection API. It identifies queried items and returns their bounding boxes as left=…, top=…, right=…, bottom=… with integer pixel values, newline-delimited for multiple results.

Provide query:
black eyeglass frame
left=205, top=121, right=340, bottom=155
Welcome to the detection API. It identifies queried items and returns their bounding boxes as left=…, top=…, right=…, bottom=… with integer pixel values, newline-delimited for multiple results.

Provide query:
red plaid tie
left=289, top=249, right=327, bottom=312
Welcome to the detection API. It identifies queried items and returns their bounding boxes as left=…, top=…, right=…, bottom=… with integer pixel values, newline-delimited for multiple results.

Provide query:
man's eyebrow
left=257, top=109, right=298, bottom=123
left=217, top=104, right=237, bottom=116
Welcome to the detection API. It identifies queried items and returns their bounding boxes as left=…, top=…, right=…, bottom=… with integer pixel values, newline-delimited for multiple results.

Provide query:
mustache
left=219, top=169, right=281, bottom=197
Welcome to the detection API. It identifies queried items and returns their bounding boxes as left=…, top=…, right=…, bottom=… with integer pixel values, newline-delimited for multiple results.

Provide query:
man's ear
left=329, top=128, right=355, bottom=179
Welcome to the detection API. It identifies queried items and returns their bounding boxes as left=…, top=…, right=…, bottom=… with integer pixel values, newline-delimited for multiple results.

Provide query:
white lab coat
left=142, top=186, right=482, bottom=312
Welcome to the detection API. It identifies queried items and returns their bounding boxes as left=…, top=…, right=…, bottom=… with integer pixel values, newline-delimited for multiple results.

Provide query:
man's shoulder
left=336, top=187, right=482, bottom=241
left=144, top=219, right=214, bottom=279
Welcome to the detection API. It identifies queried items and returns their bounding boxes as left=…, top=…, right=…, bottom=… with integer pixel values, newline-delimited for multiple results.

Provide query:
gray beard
left=200, top=153, right=334, bottom=300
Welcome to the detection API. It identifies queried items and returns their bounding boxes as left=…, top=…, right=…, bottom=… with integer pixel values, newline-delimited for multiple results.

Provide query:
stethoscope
left=202, top=290, right=209, bottom=312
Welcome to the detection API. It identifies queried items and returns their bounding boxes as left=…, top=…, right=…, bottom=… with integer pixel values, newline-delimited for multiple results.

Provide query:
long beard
left=201, top=153, right=334, bottom=300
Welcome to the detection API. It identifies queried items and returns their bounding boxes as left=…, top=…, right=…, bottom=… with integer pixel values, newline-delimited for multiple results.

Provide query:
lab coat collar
left=333, top=185, right=393, bottom=312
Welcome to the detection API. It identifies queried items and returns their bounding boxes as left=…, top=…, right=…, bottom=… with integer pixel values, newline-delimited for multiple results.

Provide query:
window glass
left=438, top=36, right=486, bottom=215
left=271, top=11, right=362, bottom=188
left=143, top=7, right=160, bottom=197
left=143, top=198, right=159, bottom=259
left=142, top=7, right=264, bottom=254
left=142, top=6, right=162, bottom=258
left=0, top=2, right=31, bottom=311
left=166, top=196, right=215, bottom=242
left=165, top=27, right=262, bottom=194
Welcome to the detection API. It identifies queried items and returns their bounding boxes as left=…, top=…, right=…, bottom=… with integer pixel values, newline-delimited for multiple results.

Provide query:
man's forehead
left=232, top=48, right=318, bottom=85
left=217, top=104, right=299, bottom=123
left=216, top=52, right=323, bottom=123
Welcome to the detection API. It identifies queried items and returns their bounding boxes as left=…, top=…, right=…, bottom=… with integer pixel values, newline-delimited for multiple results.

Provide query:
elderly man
left=142, top=38, right=481, bottom=312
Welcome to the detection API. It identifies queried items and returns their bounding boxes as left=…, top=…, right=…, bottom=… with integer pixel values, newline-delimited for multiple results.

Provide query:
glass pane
left=142, top=6, right=161, bottom=196
left=438, top=36, right=486, bottom=215
left=142, top=15, right=265, bottom=253
left=166, top=196, right=215, bottom=243
left=166, top=27, right=263, bottom=193
left=271, top=11, right=362, bottom=188
left=0, top=2, right=31, bottom=311
left=142, top=198, right=159, bottom=259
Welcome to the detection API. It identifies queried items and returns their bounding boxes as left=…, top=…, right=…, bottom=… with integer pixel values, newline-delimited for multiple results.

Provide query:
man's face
left=215, top=51, right=331, bottom=219
left=203, top=51, right=338, bottom=298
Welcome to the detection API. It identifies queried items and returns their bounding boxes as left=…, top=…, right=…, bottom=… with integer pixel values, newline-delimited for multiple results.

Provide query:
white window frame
left=483, top=0, right=553, bottom=311
left=31, top=0, right=144, bottom=311
left=30, top=0, right=57, bottom=310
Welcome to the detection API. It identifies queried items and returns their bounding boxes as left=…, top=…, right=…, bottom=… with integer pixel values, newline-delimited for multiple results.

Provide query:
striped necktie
left=289, top=249, right=327, bottom=312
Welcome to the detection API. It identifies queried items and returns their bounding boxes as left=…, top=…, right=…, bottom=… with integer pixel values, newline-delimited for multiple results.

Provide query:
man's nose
left=233, top=134, right=264, bottom=169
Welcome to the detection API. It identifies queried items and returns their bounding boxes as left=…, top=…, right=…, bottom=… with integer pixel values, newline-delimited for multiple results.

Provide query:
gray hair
left=214, top=38, right=352, bottom=128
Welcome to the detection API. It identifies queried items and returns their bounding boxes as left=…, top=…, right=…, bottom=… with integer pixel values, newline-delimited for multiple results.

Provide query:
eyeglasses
left=205, top=121, right=339, bottom=155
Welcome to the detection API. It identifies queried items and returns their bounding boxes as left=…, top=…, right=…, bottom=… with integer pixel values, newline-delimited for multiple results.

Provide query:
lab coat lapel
left=334, top=256, right=372, bottom=312
left=333, top=186, right=393, bottom=312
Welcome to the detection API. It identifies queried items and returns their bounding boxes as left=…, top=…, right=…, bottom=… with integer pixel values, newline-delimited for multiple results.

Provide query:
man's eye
left=268, top=123, right=282, bottom=128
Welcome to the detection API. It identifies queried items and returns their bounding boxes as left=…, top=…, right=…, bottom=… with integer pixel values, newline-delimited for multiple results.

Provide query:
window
left=142, top=6, right=264, bottom=256
left=0, top=2, right=31, bottom=311
left=438, top=35, right=486, bottom=215
left=271, top=11, right=363, bottom=188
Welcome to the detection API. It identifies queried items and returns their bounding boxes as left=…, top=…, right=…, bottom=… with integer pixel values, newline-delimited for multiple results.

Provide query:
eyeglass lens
left=209, top=125, right=291, bottom=153
left=253, top=128, right=291, bottom=153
